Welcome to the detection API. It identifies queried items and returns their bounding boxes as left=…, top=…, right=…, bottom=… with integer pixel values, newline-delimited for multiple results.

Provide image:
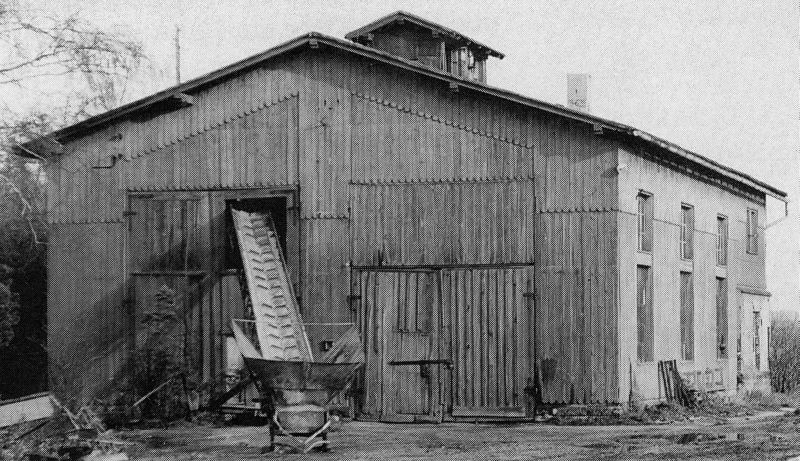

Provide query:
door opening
left=224, top=197, right=288, bottom=271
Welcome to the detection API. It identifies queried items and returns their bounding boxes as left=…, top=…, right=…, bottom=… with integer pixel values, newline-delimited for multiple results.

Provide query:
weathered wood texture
left=350, top=181, right=535, bottom=266
left=350, top=94, right=534, bottom=183
left=354, top=267, right=533, bottom=420
left=45, top=67, right=301, bottom=224
left=441, top=267, right=533, bottom=414
left=357, top=270, right=439, bottom=421
left=128, top=192, right=214, bottom=382
left=47, top=222, right=126, bottom=401
left=300, top=218, right=349, bottom=324
left=47, top=47, right=624, bottom=408
left=536, top=211, right=619, bottom=403
left=369, top=24, right=445, bottom=70
left=617, top=147, right=768, bottom=402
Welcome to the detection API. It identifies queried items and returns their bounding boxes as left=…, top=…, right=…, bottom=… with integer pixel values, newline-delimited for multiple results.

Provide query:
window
left=680, top=204, right=694, bottom=260
left=680, top=272, right=694, bottom=361
left=448, top=47, right=471, bottom=77
left=746, top=208, right=758, bottom=254
left=637, top=192, right=653, bottom=252
left=753, top=311, right=761, bottom=370
left=717, top=215, right=728, bottom=266
left=637, top=265, right=654, bottom=362
left=716, top=278, right=728, bottom=358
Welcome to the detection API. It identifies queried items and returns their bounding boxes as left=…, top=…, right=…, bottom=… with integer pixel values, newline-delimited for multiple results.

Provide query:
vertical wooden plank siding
left=45, top=94, right=300, bottom=224
left=535, top=211, right=618, bottom=404
left=440, top=267, right=533, bottom=413
left=300, top=218, right=350, bottom=325
left=128, top=192, right=213, bottom=382
left=45, top=48, right=635, bottom=409
left=379, top=271, right=438, bottom=420
left=350, top=181, right=535, bottom=266
left=355, top=268, right=532, bottom=419
left=47, top=223, right=127, bottom=399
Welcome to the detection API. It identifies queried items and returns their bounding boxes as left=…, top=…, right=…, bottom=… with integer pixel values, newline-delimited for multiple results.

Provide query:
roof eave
left=629, top=130, right=787, bottom=201
left=37, top=33, right=317, bottom=145
left=20, top=33, right=786, bottom=202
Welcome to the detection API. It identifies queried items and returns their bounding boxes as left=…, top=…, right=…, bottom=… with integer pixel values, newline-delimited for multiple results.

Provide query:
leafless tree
left=0, top=1, right=148, bottom=397
left=769, top=316, right=800, bottom=394
left=0, top=0, right=145, bottom=116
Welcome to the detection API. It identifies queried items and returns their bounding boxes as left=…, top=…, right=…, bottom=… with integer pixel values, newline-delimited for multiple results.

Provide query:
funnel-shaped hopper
left=243, top=358, right=363, bottom=407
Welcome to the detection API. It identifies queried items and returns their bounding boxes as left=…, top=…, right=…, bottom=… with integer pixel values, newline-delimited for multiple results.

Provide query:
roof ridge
left=17, top=31, right=786, bottom=200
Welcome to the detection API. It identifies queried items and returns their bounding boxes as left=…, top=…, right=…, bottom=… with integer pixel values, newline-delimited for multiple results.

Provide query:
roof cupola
left=345, top=11, right=503, bottom=83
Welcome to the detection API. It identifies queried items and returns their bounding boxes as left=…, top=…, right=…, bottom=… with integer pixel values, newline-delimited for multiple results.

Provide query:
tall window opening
left=753, top=311, right=761, bottom=370
left=637, top=192, right=653, bottom=252
left=680, top=204, right=694, bottom=260
left=746, top=208, right=758, bottom=254
left=716, top=277, right=728, bottom=358
left=637, top=265, right=653, bottom=362
left=717, top=215, right=728, bottom=266
left=680, top=271, right=694, bottom=360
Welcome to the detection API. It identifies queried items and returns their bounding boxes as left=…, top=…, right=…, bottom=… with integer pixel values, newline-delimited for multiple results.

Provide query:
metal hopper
left=229, top=208, right=363, bottom=452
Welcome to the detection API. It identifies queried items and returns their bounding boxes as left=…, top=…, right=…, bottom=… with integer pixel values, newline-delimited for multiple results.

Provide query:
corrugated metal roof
left=17, top=31, right=787, bottom=200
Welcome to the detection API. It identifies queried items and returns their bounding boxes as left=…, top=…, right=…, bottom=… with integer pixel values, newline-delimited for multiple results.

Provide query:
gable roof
left=345, top=10, right=504, bottom=59
left=16, top=31, right=786, bottom=200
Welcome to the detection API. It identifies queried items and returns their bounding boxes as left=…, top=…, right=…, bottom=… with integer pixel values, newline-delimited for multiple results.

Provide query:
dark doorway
left=224, top=196, right=288, bottom=271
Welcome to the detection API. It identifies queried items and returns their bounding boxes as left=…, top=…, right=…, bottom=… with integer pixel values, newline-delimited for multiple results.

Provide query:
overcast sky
left=18, top=0, right=800, bottom=313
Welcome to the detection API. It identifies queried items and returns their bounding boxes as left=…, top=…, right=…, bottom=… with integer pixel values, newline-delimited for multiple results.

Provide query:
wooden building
left=20, top=11, right=786, bottom=419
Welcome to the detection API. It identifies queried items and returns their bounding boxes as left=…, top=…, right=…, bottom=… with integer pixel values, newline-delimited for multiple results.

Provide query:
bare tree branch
left=0, top=2, right=148, bottom=360
left=0, top=1, right=146, bottom=116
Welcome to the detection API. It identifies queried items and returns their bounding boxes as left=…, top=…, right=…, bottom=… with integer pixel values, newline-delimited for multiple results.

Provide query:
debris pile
left=0, top=393, right=130, bottom=460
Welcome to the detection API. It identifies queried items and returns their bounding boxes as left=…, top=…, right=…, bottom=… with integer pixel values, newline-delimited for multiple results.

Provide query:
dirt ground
left=115, top=410, right=800, bottom=460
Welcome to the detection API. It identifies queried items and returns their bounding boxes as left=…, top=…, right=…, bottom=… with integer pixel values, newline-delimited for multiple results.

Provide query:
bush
left=769, top=316, right=800, bottom=395
left=736, top=389, right=800, bottom=410
left=117, top=285, right=199, bottom=424
left=0, top=281, right=20, bottom=349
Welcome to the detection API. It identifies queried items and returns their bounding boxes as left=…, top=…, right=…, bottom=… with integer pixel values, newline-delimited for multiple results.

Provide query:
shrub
left=769, top=316, right=800, bottom=395
left=0, top=281, right=20, bottom=349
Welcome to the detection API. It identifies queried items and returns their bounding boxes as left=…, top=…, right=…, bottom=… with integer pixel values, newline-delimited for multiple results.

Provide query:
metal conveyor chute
left=230, top=209, right=313, bottom=361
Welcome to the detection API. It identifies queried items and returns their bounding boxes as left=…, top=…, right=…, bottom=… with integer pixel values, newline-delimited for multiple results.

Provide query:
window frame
left=637, top=191, right=653, bottom=253
left=636, top=265, right=654, bottom=362
left=716, top=277, right=728, bottom=359
left=746, top=208, right=758, bottom=255
left=680, top=271, right=695, bottom=361
left=716, top=214, right=728, bottom=266
left=680, top=203, right=694, bottom=260
left=753, top=310, right=762, bottom=370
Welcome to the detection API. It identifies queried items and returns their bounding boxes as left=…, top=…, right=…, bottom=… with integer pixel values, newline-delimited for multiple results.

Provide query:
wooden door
left=738, top=292, right=769, bottom=382
left=355, top=270, right=441, bottom=422
left=128, top=192, right=212, bottom=380
left=440, top=267, right=533, bottom=418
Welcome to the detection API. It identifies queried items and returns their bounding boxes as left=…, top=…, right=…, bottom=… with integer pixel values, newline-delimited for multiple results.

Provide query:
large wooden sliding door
left=354, top=266, right=534, bottom=421
left=128, top=188, right=299, bottom=393
left=441, top=267, right=533, bottom=418
left=356, top=270, right=441, bottom=422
